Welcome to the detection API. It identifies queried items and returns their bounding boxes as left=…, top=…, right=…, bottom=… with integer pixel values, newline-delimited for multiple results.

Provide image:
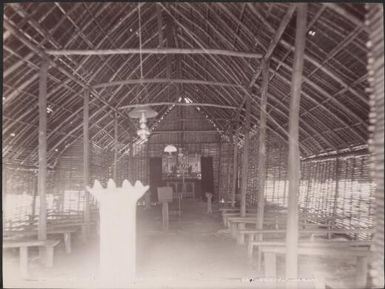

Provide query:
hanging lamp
left=164, top=144, right=177, bottom=154
left=128, top=3, right=157, bottom=141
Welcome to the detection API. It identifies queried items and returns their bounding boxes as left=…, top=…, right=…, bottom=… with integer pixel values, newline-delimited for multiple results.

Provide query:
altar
left=165, top=178, right=201, bottom=200
left=162, top=152, right=201, bottom=200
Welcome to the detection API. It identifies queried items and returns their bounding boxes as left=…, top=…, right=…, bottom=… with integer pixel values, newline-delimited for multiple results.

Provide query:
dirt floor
left=3, top=199, right=358, bottom=288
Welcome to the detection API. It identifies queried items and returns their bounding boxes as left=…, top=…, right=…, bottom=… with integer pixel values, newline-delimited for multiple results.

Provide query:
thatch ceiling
left=3, top=2, right=370, bottom=167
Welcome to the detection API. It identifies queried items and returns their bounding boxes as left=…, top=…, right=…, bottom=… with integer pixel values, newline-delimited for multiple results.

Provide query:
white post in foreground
left=87, top=179, right=149, bottom=287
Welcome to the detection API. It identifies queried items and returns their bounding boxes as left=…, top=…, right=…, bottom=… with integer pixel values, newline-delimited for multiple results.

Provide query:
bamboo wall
left=239, top=133, right=376, bottom=237
left=366, top=3, right=384, bottom=287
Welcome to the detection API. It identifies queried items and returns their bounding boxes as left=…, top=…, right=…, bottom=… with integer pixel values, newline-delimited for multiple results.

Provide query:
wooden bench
left=3, top=239, right=61, bottom=279
left=259, top=245, right=371, bottom=288
left=246, top=228, right=374, bottom=257
left=227, top=217, right=290, bottom=242
left=223, top=213, right=259, bottom=227
left=4, top=227, right=78, bottom=254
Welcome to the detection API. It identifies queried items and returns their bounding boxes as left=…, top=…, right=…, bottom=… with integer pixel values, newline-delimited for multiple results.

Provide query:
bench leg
left=264, top=252, right=276, bottom=278
left=237, top=223, right=246, bottom=244
left=81, top=225, right=88, bottom=243
left=64, top=232, right=71, bottom=254
left=19, top=247, right=29, bottom=279
left=256, top=247, right=262, bottom=272
left=237, top=233, right=245, bottom=245
left=247, top=240, right=254, bottom=259
left=356, top=256, right=368, bottom=287
left=45, top=246, right=54, bottom=267
left=230, top=223, right=236, bottom=237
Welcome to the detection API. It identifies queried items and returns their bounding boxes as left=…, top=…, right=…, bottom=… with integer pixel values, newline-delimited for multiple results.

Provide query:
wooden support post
left=256, top=60, right=270, bottom=237
left=285, top=3, right=307, bottom=281
left=19, top=247, right=28, bottom=279
left=218, top=137, right=222, bottom=201
left=129, top=142, right=134, bottom=183
left=38, top=57, right=49, bottom=246
left=45, top=246, right=54, bottom=267
left=356, top=256, right=368, bottom=287
left=30, top=175, right=38, bottom=226
left=240, top=93, right=251, bottom=218
left=264, top=252, right=277, bottom=278
left=2, top=166, right=5, bottom=225
left=231, top=122, right=240, bottom=207
left=332, top=156, right=340, bottom=229
left=83, top=89, right=90, bottom=239
left=162, top=202, right=169, bottom=230
left=64, top=232, right=71, bottom=254
left=113, top=113, right=118, bottom=183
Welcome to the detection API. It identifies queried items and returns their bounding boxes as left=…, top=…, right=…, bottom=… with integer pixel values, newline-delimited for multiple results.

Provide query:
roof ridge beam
left=119, top=102, right=237, bottom=110
left=93, top=78, right=244, bottom=89
left=44, top=48, right=262, bottom=59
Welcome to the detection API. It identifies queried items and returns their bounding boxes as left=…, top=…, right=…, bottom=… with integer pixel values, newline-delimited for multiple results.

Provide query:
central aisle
left=135, top=199, right=257, bottom=287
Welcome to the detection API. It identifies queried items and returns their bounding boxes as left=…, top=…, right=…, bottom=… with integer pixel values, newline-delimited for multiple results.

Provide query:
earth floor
left=3, top=199, right=358, bottom=288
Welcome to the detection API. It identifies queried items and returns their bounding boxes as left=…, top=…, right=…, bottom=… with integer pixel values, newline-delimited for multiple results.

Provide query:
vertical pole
left=332, top=157, right=340, bottom=228
left=231, top=121, right=240, bottom=207
left=129, top=142, right=134, bottom=183
left=218, top=136, right=222, bottom=200
left=256, top=60, right=269, bottom=233
left=113, top=113, right=118, bottom=183
left=240, top=94, right=251, bottom=218
left=2, top=166, right=6, bottom=228
left=30, top=175, right=38, bottom=226
left=38, top=57, right=49, bottom=242
left=285, top=3, right=307, bottom=281
left=83, top=89, right=90, bottom=235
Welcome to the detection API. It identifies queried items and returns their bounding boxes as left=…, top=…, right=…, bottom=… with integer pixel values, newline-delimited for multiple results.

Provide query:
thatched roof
left=3, top=3, right=369, bottom=167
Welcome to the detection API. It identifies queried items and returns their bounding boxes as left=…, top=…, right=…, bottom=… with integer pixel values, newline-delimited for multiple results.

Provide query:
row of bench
left=3, top=221, right=97, bottom=279
left=218, top=206, right=374, bottom=288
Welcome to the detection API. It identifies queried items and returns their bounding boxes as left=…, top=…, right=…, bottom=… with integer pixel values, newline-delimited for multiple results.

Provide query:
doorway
left=149, top=157, right=163, bottom=202
left=200, top=156, right=214, bottom=200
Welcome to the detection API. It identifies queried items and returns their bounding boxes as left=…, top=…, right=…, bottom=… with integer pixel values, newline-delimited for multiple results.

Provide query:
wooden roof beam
left=3, top=19, right=137, bottom=133
left=249, top=5, right=296, bottom=88
left=92, top=78, right=243, bottom=89
left=324, top=3, right=367, bottom=31
left=44, top=48, right=262, bottom=59
left=119, top=102, right=237, bottom=110
left=246, top=3, right=365, bottom=101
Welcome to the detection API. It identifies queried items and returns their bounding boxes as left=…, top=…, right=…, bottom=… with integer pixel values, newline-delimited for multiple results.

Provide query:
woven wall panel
left=366, top=3, right=384, bottom=287
left=242, top=134, right=376, bottom=238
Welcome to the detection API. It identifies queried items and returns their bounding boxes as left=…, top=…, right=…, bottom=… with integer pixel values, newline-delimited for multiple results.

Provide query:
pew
left=259, top=245, right=371, bottom=288
left=4, top=227, right=78, bottom=254
left=246, top=228, right=374, bottom=257
left=3, top=239, right=61, bottom=279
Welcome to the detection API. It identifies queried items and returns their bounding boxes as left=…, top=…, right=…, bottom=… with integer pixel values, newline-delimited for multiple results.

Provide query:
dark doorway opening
left=200, top=156, right=214, bottom=200
left=149, top=157, right=163, bottom=202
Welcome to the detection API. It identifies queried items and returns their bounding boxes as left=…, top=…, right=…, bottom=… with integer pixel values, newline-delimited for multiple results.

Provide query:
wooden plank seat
left=246, top=229, right=374, bottom=258
left=259, top=245, right=371, bottom=287
left=223, top=212, right=258, bottom=226
left=227, top=216, right=290, bottom=241
left=3, top=239, right=61, bottom=279
left=249, top=239, right=372, bottom=260
left=238, top=223, right=333, bottom=246
left=233, top=222, right=335, bottom=245
left=4, top=227, right=78, bottom=254
left=219, top=207, right=258, bottom=213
